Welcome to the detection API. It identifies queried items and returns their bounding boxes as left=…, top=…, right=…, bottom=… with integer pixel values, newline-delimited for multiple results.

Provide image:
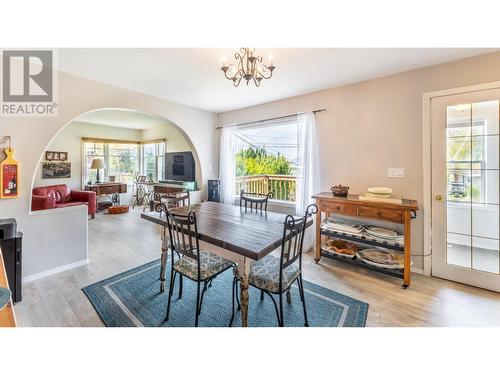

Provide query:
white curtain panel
left=220, top=126, right=236, bottom=205
left=296, top=112, right=320, bottom=251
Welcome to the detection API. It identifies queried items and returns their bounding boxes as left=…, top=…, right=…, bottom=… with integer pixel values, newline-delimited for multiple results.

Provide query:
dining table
left=141, top=201, right=312, bottom=327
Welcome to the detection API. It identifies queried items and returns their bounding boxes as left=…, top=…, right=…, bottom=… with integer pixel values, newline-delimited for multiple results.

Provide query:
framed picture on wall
left=42, top=162, right=71, bottom=179
left=45, top=151, right=69, bottom=161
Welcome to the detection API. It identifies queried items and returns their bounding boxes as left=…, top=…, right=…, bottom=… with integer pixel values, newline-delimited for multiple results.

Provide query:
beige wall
left=141, top=123, right=191, bottom=152
left=218, top=51, right=500, bottom=271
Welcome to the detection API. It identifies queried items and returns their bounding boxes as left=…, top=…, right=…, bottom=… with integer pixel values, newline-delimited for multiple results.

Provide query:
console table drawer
left=358, top=206, right=403, bottom=223
left=322, top=202, right=358, bottom=216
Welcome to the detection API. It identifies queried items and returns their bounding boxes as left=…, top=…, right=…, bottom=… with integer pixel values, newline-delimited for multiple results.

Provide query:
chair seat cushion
left=249, top=256, right=301, bottom=293
left=173, top=251, right=233, bottom=281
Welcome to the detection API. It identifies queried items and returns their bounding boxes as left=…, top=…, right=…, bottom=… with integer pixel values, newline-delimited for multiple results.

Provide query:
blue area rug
left=82, top=260, right=368, bottom=327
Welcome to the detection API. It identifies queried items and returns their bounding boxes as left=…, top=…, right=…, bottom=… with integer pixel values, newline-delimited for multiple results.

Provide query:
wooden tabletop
left=312, top=192, right=418, bottom=211
left=141, top=201, right=312, bottom=260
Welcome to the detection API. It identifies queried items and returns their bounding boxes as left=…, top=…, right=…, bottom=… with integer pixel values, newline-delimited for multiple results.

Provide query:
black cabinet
left=208, top=180, right=221, bottom=203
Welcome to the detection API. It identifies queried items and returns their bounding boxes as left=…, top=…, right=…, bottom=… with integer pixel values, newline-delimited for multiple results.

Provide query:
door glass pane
left=472, top=204, right=499, bottom=240
left=471, top=101, right=499, bottom=273
left=472, top=237, right=500, bottom=274
left=446, top=105, right=473, bottom=268
left=471, top=170, right=499, bottom=204
left=447, top=233, right=472, bottom=268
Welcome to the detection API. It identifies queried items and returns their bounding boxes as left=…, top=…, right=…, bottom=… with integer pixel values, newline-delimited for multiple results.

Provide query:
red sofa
left=32, top=184, right=97, bottom=219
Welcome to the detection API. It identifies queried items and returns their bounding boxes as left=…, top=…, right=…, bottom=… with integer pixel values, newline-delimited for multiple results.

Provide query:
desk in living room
left=85, top=183, right=127, bottom=206
left=312, top=193, right=418, bottom=288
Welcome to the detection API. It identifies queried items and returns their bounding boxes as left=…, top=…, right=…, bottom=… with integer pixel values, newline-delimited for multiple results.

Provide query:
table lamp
left=90, top=158, right=106, bottom=184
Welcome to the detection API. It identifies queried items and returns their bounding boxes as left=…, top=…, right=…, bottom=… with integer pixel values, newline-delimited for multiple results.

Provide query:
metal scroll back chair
left=164, top=210, right=234, bottom=327
left=231, top=203, right=318, bottom=327
left=240, top=190, right=274, bottom=211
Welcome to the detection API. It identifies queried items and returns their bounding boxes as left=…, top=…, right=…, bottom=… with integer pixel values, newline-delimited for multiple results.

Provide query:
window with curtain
left=232, top=117, right=299, bottom=202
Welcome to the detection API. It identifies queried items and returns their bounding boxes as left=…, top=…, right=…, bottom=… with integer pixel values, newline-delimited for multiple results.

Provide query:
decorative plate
left=367, top=187, right=393, bottom=195
left=365, top=226, right=401, bottom=239
left=365, top=192, right=391, bottom=198
left=358, top=257, right=405, bottom=270
left=357, top=248, right=404, bottom=266
left=0, top=287, right=11, bottom=310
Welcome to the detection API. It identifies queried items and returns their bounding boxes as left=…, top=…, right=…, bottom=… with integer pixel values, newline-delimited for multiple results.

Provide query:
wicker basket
left=108, top=205, right=130, bottom=214
left=331, top=185, right=349, bottom=197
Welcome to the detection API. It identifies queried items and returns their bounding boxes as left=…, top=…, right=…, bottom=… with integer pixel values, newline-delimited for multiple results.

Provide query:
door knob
left=435, top=195, right=444, bottom=201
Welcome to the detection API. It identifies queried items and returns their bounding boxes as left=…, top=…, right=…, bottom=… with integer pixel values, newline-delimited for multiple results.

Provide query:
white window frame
left=231, top=116, right=299, bottom=206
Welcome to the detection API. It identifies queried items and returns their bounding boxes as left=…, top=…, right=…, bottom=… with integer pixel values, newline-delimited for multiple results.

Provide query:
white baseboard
left=23, top=259, right=89, bottom=283
left=411, top=267, right=424, bottom=275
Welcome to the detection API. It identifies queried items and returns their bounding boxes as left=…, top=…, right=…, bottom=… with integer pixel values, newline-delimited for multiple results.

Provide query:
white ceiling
left=73, top=109, right=172, bottom=130
left=57, top=48, right=497, bottom=113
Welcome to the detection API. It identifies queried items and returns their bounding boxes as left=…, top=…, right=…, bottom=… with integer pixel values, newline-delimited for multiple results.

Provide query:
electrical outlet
left=388, top=168, right=405, bottom=178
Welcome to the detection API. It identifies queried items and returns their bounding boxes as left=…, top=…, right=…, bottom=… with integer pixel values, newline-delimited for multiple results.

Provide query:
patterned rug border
left=82, top=260, right=369, bottom=327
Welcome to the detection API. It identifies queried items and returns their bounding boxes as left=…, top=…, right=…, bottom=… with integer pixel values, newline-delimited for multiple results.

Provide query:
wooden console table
left=312, top=192, right=418, bottom=288
left=86, top=183, right=127, bottom=205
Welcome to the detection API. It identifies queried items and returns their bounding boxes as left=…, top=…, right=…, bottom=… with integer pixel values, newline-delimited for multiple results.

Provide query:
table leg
left=314, top=204, right=322, bottom=263
left=237, top=258, right=251, bottom=327
left=403, top=210, right=411, bottom=288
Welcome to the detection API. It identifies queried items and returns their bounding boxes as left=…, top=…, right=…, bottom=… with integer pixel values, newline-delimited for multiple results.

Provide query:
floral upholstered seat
left=173, top=250, right=234, bottom=281
left=249, top=255, right=301, bottom=293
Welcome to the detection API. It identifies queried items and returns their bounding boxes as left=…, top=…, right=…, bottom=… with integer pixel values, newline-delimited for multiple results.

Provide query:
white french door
left=431, top=88, right=500, bottom=292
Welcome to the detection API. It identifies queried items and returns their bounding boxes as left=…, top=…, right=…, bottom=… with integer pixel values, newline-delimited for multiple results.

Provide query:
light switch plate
left=388, top=168, right=405, bottom=178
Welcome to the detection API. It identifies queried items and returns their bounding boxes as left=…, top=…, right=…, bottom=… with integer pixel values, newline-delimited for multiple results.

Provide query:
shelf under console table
left=312, top=192, right=418, bottom=288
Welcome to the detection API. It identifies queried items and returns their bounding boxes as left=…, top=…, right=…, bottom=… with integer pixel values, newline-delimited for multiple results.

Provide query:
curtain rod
left=215, top=109, right=326, bottom=130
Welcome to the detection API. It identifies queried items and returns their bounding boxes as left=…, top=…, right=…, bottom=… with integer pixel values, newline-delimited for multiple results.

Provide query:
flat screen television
left=164, top=151, right=195, bottom=182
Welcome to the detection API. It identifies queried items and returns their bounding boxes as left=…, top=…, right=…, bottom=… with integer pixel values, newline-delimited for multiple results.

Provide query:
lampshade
left=90, top=158, right=106, bottom=170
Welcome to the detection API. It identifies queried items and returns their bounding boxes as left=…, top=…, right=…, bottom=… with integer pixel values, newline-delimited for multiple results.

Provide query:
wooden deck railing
left=235, top=174, right=296, bottom=202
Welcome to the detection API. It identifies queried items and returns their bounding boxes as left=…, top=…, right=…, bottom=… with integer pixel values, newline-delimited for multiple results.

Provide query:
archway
left=30, top=107, right=203, bottom=213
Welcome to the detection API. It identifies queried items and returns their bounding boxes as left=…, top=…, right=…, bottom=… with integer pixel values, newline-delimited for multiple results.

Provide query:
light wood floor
left=14, top=207, right=500, bottom=327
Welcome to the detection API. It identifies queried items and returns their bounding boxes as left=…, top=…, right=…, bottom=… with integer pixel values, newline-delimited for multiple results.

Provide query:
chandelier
left=221, top=48, right=276, bottom=87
